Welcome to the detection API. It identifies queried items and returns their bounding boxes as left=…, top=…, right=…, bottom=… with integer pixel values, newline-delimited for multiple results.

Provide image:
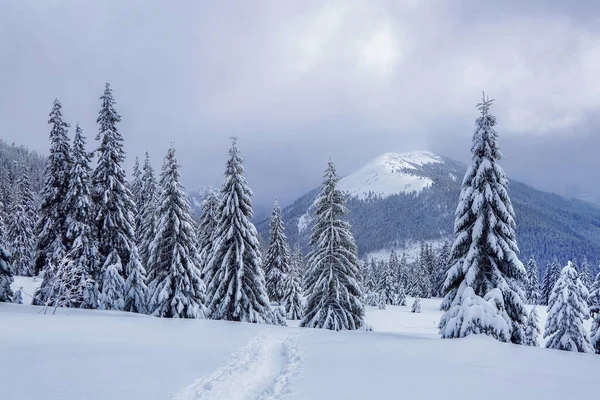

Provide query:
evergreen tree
left=300, top=160, right=365, bottom=331
left=411, top=297, right=422, bottom=313
left=524, top=306, right=540, bottom=347
left=541, top=259, right=561, bottom=306
left=396, top=284, right=407, bottom=306
left=579, top=257, right=594, bottom=291
left=0, top=236, right=13, bottom=302
left=591, top=313, right=600, bottom=354
left=205, top=138, right=272, bottom=323
left=544, top=261, right=592, bottom=353
left=64, top=124, right=100, bottom=308
left=263, top=199, right=291, bottom=303
left=99, top=250, right=125, bottom=311
left=282, top=247, right=304, bottom=320
left=434, top=241, right=451, bottom=297
left=439, top=94, right=526, bottom=344
left=92, top=83, right=137, bottom=279
left=138, top=152, right=158, bottom=271
left=364, top=258, right=377, bottom=293
left=147, top=147, right=206, bottom=318
left=589, top=271, right=600, bottom=316
left=130, top=156, right=143, bottom=235
left=197, top=189, right=219, bottom=280
left=377, top=260, right=396, bottom=305
left=525, top=258, right=541, bottom=305
left=124, top=246, right=147, bottom=314
left=8, top=172, right=35, bottom=276
left=35, top=98, right=71, bottom=275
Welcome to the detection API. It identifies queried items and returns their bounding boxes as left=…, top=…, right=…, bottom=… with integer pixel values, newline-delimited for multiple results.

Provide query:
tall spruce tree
left=541, top=259, right=561, bottom=306
left=35, top=98, right=71, bottom=275
left=282, top=247, right=304, bottom=320
left=300, top=160, right=364, bottom=331
left=64, top=124, right=100, bottom=308
left=525, top=258, right=541, bottom=305
left=130, top=156, right=143, bottom=235
left=544, top=261, right=592, bottom=353
left=196, top=189, right=219, bottom=280
left=439, top=94, right=527, bottom=344
left=378, top=260, right=396, bottom=305
left=146, top=147, right=206, bottom=318
left=138, top=152, right=158, bottom=271
left=434, top=241, right=451, bottom=297
left=8, top=172, right=36, bottom=276
left=92, top=83, right=138, bottom=281
left=263, top=199, right=291, bottom=303
left=205, top=138, right=272, bottom=323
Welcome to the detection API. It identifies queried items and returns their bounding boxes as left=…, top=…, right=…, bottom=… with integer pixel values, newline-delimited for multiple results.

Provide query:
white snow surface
left=2, top=277, right=599, bottom=400
left=337, top=151, right=442, bottom=200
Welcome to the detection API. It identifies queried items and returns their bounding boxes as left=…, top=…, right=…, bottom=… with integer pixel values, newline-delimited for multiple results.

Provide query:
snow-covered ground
left=2, top=278, right=599, bottom=400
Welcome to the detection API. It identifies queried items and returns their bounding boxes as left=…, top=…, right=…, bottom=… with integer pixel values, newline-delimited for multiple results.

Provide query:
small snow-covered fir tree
left=205, top=138, right=272, bottom=323
left=411, top=297, right=421, bottom=313
left=589, top=271, right=600, bottom=316
left=524, top=306, right=540, bottom=347
left=130, top=156, right=143, bottom=232
left=138, top=152, right=158, bottom=271
left=541, top=259, right=561, bottom=306
left=378, top=294, right=386, bottom=310
left=282, top=247, right=304, bottom=320
left=300, top=160, right=365, bottom=331
left=64, top=124, right=100, bottom=308
left=99, top=250, right=125, bottom=311
left=0, top=237, right=13, bottom=302
left=434, top=241, right=451, bottom=297
left=35, top=99, right=71, bottom=276
left=12, top=287, right=23, bottom=304
left=377, top=260, right=396, bottom=305
left=544, top=261, right=592, bottom=353
left=396, top=284, right=407, bottom=306
left=197, top=189, right=219, bottom=279
left=263, top=199, right=291, bottom=303
left=8, top=173, right=35, bottom=276
left=124, top=246, right=147, bottom=314
left=578, top=257, right=594, bottom=291
left=92, top=83, right=138, bottom=280
left=525, top=258, right=541, bottom=305
left=146, top=147, right=206, bottom=319
left=439, top=94, right=526, bottom=344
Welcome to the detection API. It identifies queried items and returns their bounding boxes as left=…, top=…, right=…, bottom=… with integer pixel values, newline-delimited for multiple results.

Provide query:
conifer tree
left=0, top=236, right=13, bottom=302
left=282, top=247, right=304, bottom=320
left=130, top=156, right=143, bottom=234
left=378, top=260, right=396, bottom=305
left=92, top=83, right=137, bottom=280
left=439, top=94, right=526, bottom=344
left=411, top=297, right=421, bottom=313
left=589, top=271, right=600, bottom=316
left=263, top=199, right=291, bottom=303
left=197, top=190, right=219, bottom=280
left=146, top=147, right=206, bottom=318
left=396, top=284, right=407, bottom=306
left=99, top=250, right=125, bottom=311
left=205, top=138, right=272, bottom=323
left=524, top=306, right=540, bottom=347
left=300, top=160, right=365, bottom=331
left=525, top=258, right=541, bottom=305
left=64, top=124, right=100, bottom=308
left=35, top=99, right=71, bottom=275
left=434, top=241, right=451, bottom=297
left=579, top=257, right=594, bottom=291
left=124, top=246, right=147, bottom=314
left=8, top=172, right=35, bottom=276
left=541, top=259, right=561, bottom=306
left=138, top=152, right=158, bottom=271
left=544, top=262, right=592, bottom=353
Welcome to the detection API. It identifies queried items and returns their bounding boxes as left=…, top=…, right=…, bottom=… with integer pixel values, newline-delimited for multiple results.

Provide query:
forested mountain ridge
left=257, top=151, right=600, bottom=268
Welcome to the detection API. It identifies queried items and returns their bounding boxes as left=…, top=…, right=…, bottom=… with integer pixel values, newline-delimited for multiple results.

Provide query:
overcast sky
left=2, top=0, right=600, bottom=209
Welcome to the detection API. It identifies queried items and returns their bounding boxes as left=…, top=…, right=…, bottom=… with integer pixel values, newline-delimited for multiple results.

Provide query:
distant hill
left=257, top=151, right=600, bottom=268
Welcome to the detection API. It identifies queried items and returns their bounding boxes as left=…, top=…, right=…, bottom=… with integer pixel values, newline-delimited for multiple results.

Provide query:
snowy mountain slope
left=2, top=287, right=599, bottom=400
left=257, top=151, right=600, bottom=267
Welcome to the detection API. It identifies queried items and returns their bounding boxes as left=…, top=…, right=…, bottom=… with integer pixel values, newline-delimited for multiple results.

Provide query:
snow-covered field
left=2, top=278, right=599, bottom=400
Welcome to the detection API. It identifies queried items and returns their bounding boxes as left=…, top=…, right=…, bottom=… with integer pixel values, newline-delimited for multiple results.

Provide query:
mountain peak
left=337, top=150, right=443, bottom=200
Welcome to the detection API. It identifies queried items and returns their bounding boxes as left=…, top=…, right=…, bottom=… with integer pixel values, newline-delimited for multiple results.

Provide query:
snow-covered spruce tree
left=544, top=261, right=592, bottom=353
left=64, top=124, right=100, bottom=308
left=8, top=173, right=35, bottom=276
left=524, top=306, right=540, bottom=347
left=138, top=152, right=158, bottom=271
left=0, top=236, right=13, bottom=302
left=591, top=314, right=600, bottom=354
left=205, top=138, right=272, bottom=323
left=282, top=247, right=304, bottom=320
left=589, top=271, right=600, bottom=316
left=92, top=83, right=138, bottom=281
left=579, top=257, right=594, bottom=291
left=411, top=297, right=421, bottom=313
left=263, top=199, right=291, bottom=303
left=124, top=246, right=147, bottom=314
left=130, top=156, right=143, bottom=235
left=439, top=94, right=527, bottom=344
left=396, top=284, right=407, bottom=306
left=197, top=189, right=219, bottom=279
left=378, top=260, right=396, bottom=305
left=434, top=241, right=451, bottom=297
left=146, top=147, right=206, bottom=318
left=99, top=250, right=125, bottom=311
left=34, top=98, right=71, bottom=276
left=300, top=160, right=365, bottom=331
left=541, top=259, right=561, bottom=306
left=525, top=258, right=541, bottom=305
